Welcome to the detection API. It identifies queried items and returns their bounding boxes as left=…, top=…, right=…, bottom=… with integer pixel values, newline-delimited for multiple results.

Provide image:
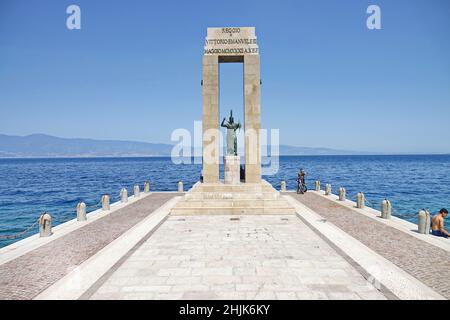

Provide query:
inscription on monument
left=204, top=27, right=259, bottom=55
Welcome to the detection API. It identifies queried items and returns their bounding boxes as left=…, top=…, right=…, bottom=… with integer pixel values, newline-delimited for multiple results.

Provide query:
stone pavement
left=290, top=192, right=450, bottom=299
left=0, top=193, right=176, bottom=300
left=89, top=215, right=386, bottom=300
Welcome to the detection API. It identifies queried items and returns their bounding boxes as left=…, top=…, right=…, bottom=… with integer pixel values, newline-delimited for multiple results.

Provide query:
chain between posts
left=314, top=178, right=432, bottom=224
left=347, top=194, right=356, bottom=201
left=0, top=218, right=40, bottom=240
left=364, top=197, right=376, bottom=208
left=363, top=195, right=419, bottom=220
left=0, top=183, right=149, bottom=243
left=333, top=189, right=420, bottom=221
left=391, top=206, right=419, bottom=220
left=0, top=199, right=104, bottom=241
left=82, top=200, right=103, bottom=211
left=315, top=182, right=422, bottom=221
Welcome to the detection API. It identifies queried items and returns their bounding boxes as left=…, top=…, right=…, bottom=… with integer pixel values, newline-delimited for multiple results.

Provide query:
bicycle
left=297, top=180, right=307, bottom=194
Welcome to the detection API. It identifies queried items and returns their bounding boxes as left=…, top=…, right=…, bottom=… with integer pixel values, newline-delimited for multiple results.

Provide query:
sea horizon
left=1, top=153, right=450, bottom=160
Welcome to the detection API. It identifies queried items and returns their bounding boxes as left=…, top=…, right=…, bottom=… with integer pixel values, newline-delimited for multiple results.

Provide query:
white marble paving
left=90, top=215, right=385, bottom=300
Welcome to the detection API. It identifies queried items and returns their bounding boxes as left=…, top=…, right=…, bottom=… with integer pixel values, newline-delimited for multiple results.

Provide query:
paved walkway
left=290, top=192, right=450, bottom=299
left=89, top=215, right=385, bottom=300
left=0, top=193, right=176, bottom=300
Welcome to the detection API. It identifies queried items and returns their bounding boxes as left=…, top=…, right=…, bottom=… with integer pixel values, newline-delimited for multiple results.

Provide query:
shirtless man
left=431, top=208, right=449, bottom=238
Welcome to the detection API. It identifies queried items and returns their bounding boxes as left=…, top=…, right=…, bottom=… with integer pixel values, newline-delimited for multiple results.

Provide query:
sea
left=0, top=155, right=449, bottom=248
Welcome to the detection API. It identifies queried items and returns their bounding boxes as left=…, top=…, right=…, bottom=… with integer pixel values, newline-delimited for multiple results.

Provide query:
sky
left=0, top=0, right=449, bottom=153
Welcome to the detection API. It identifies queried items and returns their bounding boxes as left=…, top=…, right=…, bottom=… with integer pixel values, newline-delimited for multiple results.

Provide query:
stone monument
left=202, top=27, right=261, bottom=183
left=170, top=27, right=295, bottom=215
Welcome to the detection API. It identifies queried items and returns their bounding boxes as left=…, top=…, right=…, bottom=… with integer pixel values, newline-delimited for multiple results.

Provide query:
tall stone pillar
left=244, top=54, right=261, bottom=183
left=202, top=55, right=220, bottom=183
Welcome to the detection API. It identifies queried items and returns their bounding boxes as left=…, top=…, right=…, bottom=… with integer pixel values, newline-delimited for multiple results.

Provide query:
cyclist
left=297, top=168, right=307, bottom=194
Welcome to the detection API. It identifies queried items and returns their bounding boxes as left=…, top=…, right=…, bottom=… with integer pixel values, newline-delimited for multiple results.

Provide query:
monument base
left=224, top=155, right=240, bottom=185
left=170, top=180, right=296, bottom=215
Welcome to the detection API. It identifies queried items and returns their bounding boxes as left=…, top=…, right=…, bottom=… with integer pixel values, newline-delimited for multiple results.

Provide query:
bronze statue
left=221, top=110, right=241, bottom=156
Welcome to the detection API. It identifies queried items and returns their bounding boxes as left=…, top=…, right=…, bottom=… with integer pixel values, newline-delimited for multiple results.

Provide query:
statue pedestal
left=224, top=155, right=240, bottom=185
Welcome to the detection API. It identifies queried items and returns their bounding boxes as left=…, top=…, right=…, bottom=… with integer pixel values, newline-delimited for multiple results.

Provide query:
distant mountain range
left=0, top=134, right=370, bottom=158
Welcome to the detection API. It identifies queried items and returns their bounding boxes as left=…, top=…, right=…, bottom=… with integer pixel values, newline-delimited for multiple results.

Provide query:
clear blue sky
left=0, top=0, right=449, bottom=153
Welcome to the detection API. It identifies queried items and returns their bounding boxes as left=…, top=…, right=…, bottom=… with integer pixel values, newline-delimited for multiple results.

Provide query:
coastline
left=0, top=153, right=449, bottom=160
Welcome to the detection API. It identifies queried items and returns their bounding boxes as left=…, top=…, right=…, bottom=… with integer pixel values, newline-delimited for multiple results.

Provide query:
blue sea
left=0, top=155, right=449, bottom=248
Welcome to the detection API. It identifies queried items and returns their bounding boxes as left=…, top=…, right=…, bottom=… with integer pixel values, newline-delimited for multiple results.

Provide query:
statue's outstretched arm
left=221, top=118, right=228, bottom=127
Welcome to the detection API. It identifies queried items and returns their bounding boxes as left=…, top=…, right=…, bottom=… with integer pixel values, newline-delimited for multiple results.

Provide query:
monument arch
left=202, top=27, right=261, bottom=184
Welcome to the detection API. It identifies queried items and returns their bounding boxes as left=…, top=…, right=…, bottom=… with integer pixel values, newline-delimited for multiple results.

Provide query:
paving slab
left=290, top=191, right=450, bottom=299
left=0, top=193, right=176, bottom=300
left=89, top=215, right=386, bottom=300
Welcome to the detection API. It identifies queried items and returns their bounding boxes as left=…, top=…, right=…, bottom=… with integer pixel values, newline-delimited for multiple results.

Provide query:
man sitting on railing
left=431, top=208, right=449, bottom=238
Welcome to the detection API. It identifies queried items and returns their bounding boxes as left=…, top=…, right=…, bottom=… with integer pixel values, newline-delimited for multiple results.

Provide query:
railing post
left=134, top=185, right=140, bottom=198
left=39, top=212, right=52, bottom=237
left=76, top=202, right=87, bottom=221
left=144, top=180, right=150, bottom=193
left=102, top=195, right=110, bottom=211
left=120, top=188, right=128, bottom=203
left=325, top=183, right=331, bottom=195
left=315, top=181, right=320, bottom=192
left=356, top=192, right=365, bottom=209
left=338, top=187, right=346, bottom=201
left=381, top=199, right=391, bottom=219
left=280, top=180, right=286, bottom=192
left=418, top=209, right=431, bottom=234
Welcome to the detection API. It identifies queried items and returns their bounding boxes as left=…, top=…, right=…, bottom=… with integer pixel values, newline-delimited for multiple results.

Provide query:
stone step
left=174, top=199, right=292, bottom=208
left=170, top=206, right=297, bottom=215
left=191, top=183, right=277, bottom=193
left=185, top=192, right=280, bottom=200
left=191, top=186, right=277, bottom=194
left=172, top=180, right=295, bottom=215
